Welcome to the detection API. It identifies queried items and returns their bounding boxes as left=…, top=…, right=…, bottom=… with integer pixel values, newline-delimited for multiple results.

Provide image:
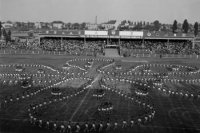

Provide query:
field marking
left=69, top=87, right=91, bottom=121
left=101, top=62, right=115, bottom=69
left=121, top=60, right=148, bottom=63
left=0, top=118, right=28, bottom=121
left=69, top=74, right=100, bottom=121
left=91, top=74, right=101, bottom=85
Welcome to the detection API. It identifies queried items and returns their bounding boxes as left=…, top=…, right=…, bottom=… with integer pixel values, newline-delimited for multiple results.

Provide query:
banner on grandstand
left=108, top=30, right=119, bottom=36
left=66, top=30, right=84, bottom=36
left=85, top=30, right=108, bottom=36
left=119, top=31, right=143, bottom=38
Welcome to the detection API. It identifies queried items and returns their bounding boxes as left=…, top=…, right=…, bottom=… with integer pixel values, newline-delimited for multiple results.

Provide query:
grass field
left=0, top=54, right=200, bottom=133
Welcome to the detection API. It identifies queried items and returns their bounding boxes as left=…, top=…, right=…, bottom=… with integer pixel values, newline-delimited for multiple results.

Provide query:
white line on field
left=0, top=118, right=28, bottom=121
left=69, top=87, right=91, bottom=121
left=69, top=74, right=100, bottom=121
left=102, top=62, right=115, bottom=69
left=121, top=60, right=148, bottom=63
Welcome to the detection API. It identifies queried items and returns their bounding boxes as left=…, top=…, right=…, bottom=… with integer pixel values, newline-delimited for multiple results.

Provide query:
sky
left=0, top=0, right=200, bottom=24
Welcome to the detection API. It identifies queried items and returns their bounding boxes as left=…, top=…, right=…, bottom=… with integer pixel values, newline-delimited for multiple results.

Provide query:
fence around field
left=0, top=49, right=95, bottom=57
left=130, top=53, right=199, bottom=59
left=120, top=48, right=200, bottom=59
left=0, top=49, right=199, bottom=59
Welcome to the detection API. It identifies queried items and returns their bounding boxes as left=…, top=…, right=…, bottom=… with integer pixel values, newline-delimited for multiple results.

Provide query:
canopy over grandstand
left=38, top=30, right=194, bottom=40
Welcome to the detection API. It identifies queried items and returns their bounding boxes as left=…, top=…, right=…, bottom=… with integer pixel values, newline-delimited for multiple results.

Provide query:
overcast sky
left=0, top=0, right=200, bottom=24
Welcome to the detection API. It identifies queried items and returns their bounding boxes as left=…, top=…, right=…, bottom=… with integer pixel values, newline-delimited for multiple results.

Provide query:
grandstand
left=32, top=30, right=199, bottom=57
left=1, top=29, right=199, bottom=57
left=1, top=29, right=200, bottom=133
left=1, top=0, right=200, bottom=131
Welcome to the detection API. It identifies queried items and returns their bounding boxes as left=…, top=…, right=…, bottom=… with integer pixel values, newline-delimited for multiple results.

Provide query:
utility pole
left=95, top=16, right=98, bottom=30
left=95, top=16, right=97, bottom=24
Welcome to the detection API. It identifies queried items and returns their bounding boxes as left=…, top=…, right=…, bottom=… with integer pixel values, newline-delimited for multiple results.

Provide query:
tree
left=136, top=21, right=140, bottom=26
left=143, top=21, right=146, bottom=26
left=98, top=25, right=105, bottom=30
left=172, top=20, right=178, bottom=33
left=153, top=20, right=161, bottom=31
left=2, top=29, right=7, bottom=42
left=133, top=24, right=142, bottom=30
left=134, top=22, right=136, bottom=26
left=121, top=20, right=127, bottom=25
left=144, top=25, right=154, bottom=31
left=80, top=22, right=86, bottom=30
left=0, top=21, right=2, bottom=39
left=182, top=19, right=189, bottom=33
left=65, top=23, right=71, bottom=29
left=16, top=22, right=22, bottom=28
left=7, top=30, right=11, bottom=41
left=139, top=21, right=143, bottom=26
left=162, top=24, right=167, bottom=32
left=72, top=23, right=80, bottom=30
left=194, top=22, right=199, bottom=37
left=2, top=29, right=7, bottom=38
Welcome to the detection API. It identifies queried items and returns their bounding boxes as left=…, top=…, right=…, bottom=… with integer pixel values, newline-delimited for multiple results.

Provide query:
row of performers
left=29, top=110, right=155, bottom=133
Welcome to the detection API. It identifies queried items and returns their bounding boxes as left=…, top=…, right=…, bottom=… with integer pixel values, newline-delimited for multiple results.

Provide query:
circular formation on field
left=93, top=89, right=105, bottom=98
left=1, top=57, right=200, bottom=132
left=98, top=101, right=113, bottom=112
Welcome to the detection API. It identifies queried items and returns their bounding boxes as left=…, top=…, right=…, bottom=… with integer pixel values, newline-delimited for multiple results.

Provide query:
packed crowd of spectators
left=0, top=38, right=103, bottom=55
left=1, top=38, right=200, bottom=55
left=39, top=38, right=104, bottom=55
left=0, top=39, right=39, bottom=50
left=85, top=40, right=104, bottom=53
left=120, top=40, right=200, bottom=55
left=121, top=40, right=144, bottom=49
left=0, top=40, right=8, bottom=49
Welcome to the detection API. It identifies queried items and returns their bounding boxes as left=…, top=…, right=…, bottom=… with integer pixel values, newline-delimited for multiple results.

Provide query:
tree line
left=172, top=19, right=199, bottom=36
left=0, top=19, right=199, bottom=43
left=118, top=19, right=199, bottom=37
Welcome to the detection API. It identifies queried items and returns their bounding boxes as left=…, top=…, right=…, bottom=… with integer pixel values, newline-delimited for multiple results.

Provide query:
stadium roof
left=38, top=30, right=195, bottom=40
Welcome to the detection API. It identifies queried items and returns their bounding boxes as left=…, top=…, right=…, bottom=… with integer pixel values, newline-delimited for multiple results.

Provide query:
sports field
left=0, top=54, right=200, bottom=133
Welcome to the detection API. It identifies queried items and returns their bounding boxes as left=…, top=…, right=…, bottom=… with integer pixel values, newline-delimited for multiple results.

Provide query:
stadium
left=1, top=0, right=200, bottom=132
left=1, top=28, right=200, bottom=133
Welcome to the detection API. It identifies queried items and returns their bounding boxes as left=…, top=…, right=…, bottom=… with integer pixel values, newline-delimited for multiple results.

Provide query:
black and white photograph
left=0, top=0, right=200, bottom=133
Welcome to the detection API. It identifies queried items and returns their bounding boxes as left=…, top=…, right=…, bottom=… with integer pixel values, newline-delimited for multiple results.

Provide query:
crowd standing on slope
left=1, top=38, right=200, bottom=55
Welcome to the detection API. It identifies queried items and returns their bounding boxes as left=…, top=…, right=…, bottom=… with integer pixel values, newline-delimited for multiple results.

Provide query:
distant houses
left=86, top=23, right=98, bottom=30
left=52, top=21, right=64, bottom=29
left=2, top=22, right=13, bottom=29
left=0, top=20, right=199, bottom=35
left=101, top=20, right=117, bottom=30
